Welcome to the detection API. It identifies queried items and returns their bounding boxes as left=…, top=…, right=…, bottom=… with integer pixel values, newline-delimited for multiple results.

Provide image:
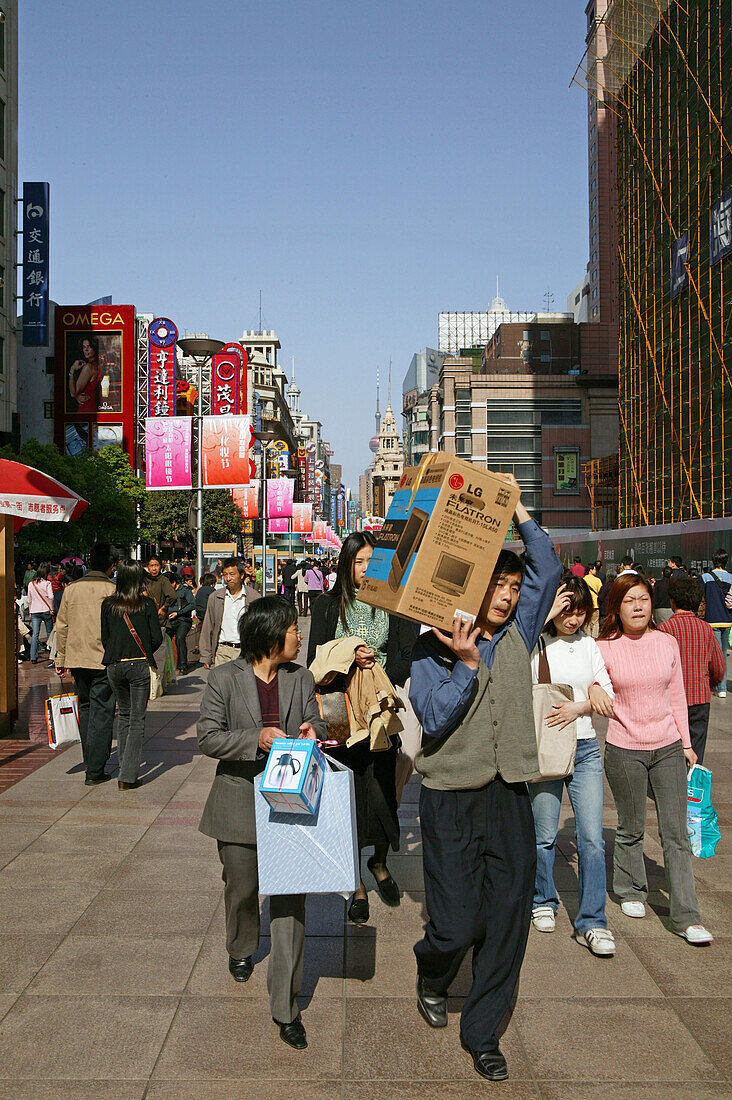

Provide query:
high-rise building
left=585, top=0, right=731, bottom=524
left=402, top=347, right=444, bottom=467
left=0, top=3, right=18, bottom=445
left=369, top=404, right=404, bottom=519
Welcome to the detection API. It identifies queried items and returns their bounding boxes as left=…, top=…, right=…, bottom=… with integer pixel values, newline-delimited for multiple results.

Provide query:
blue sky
left=19, top=0, right=590, bottom=489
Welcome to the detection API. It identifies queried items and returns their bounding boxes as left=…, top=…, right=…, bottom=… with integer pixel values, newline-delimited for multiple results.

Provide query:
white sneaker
left=531, top=906, right=556, bottom=933
left=621, top=900, right=646, bottom=918
left=675, top=924, right=713, bottom=945
left=717, top=691, right=727, bottom=699
left=576, top=928, right=616, bottom=956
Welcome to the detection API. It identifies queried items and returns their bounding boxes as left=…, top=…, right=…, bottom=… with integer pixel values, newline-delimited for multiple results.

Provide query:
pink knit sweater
left=597, top=630, right=691, bottom=750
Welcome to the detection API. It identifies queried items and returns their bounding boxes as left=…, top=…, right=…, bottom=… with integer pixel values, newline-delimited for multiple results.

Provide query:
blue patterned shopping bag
left=687, top=765, right=721, bottom=859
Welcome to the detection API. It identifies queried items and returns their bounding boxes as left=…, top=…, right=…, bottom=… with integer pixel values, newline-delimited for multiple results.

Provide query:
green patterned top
left=335, top=598, right=390, bottom=668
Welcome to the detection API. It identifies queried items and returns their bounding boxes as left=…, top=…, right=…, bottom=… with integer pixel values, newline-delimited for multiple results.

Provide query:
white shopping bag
left=254, top=754, right=359, bottom=896
left=45, top=692, right=81, bottom=749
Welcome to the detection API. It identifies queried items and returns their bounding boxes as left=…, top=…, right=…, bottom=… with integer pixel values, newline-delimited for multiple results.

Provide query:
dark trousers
left=172, top=621, right=191, bottom=671
left=283, top=586, right=296, bottom=606
left=415, top=775, right=536, bottom=1051
left=71, top=667, right=116, bottom=780
left=217, top=841, right=305, bottom=1024
left=107, top=659, right=150, bottom=784
left=688, top=703, right=710, bottom=766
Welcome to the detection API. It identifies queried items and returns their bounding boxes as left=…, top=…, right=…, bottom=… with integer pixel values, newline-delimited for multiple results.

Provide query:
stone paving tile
left=0, top=848, right=123, bottom=888
left=0, top=995, right=178, bottom=1079
left=0, top=822, right=49, bottom=868
left=103, top=851, right=223, bottom=893
left=345, top=888, right=428, bottom=940
left=0, top=997, right=18, bottom=1025
left=0, top=884, right=103, bottom=934
left=345, top=1085, right=539, bottom=1100
left=24, top=821, right=148, bottom=854
left=342, top=999, right=532, bottom=1080
left=0, top=1083, right=147, bottom=1099
left=622, top=936, right=731, bottom=997
left=26, top=934, right=204, bottom=997
left=537, top=1085, right=732, bottom=1099
left=187, top=932, right=345, bottom=1000
left=0, top=934, right=63, bottom=994
left=71, top=888, right=220, bottom=938
left=152, top=997, right=343, bottom=1080
left=669, top=998, right=732, bottom=1078
left=147, top=1084, right=341, bottom=1100
left=512, top=998, right=723, bottom=1082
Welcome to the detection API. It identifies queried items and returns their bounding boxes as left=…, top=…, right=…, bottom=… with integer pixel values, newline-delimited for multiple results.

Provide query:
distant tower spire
left=375, top=368, right=381, bottom=434
left=291, top=355, right=295, bottom=383
left=388, top=358, right=392, bottom=407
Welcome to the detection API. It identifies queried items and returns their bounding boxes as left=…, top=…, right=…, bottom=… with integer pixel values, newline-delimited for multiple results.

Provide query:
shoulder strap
left=711, top=571, right=731, bottom=593
left=31, top=581, right=55, bottom=614
left=537, top=634, right=552, bottom=684
left=123, top=612, right=149, bottom=661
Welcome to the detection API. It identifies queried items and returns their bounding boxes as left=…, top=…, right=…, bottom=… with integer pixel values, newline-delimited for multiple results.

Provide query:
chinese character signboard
left=297, top=447, right=309, bottom=495
left=219, top=343, right=248, bottom=413
left=710, top=189, right=732, bottom=265
left=201, top=415, right=252, bottom=487
left=268, top=518, right=289, bottom=534
left=22, top=182, right=50, bottom=346
left=55, top=305, right=136, bottom=461
left=292, top=502, right=313, bottom=534
left=144, top=417, right=192, bottom=490
left=670, top=231, right=689, bottom=297
left=148, top=318, right=178, bottom=417
left=232, top=482, right=259, bottom=519
left=554, top=447, right=580, bottom=494
left=267, top=477, right=294, bottom=519
left=267, top=439, right=290, bottom=475
left=211, top=351, right=240, bottom=415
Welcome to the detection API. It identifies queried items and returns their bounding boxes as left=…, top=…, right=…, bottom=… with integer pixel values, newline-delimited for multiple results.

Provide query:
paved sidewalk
left=0, top=627, right=730, bottom=1097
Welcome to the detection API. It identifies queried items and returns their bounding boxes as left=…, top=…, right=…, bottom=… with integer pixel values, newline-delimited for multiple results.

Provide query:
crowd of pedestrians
left=12, top=529, right=729, bottom=1080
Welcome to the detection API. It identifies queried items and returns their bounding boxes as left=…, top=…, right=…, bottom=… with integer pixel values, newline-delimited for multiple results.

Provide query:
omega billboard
left=54, top=305, right=136, bottom=462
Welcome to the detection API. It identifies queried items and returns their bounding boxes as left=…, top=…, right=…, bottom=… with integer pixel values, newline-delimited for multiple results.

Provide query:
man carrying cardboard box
left=409, top=477, right=562, bottom=1083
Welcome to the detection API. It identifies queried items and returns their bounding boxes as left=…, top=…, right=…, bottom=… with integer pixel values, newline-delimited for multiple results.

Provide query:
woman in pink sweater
left=598, top=574, right=712, bottom=945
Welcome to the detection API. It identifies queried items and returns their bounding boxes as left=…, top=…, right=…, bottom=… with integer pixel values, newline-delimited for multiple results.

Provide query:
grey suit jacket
left=198, top=584, right=261, bottom=666
left=197, top=658, right=327, bottom=844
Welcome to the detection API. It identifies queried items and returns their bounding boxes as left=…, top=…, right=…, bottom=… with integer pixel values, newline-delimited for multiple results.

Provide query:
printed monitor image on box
left=260, top=738, right=325, bottom=815
left=358, top=456, right=521, bottom=632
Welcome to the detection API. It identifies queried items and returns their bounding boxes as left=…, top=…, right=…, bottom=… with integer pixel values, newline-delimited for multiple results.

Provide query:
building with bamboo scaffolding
left=581, top=0, right=731, bottom=528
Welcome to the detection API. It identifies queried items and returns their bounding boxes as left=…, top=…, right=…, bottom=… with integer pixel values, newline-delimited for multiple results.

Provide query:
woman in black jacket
left=168, top=575, right=196, bottom=674
left=101, top=561, right=162, bottom=790
left=307, top=532, right=417, bottom=924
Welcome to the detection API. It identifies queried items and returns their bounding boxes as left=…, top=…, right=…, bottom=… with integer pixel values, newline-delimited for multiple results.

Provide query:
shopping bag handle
left=322, top=752, right=352, bottom=774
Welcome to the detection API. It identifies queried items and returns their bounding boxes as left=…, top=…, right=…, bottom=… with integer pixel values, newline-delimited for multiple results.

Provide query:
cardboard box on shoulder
left=358, top=455, right=521, bottom=632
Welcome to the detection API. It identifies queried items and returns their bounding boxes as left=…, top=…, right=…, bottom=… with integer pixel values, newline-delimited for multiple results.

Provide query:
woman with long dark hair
left=68, top=335, right=101, bottom=410
left=101, top=560, right=162, bottom=790
left=598, top=573, right=712, bottom=944
left=27, top=562, right=55, bottom=663
left=307, top=532, right=418, bottom=924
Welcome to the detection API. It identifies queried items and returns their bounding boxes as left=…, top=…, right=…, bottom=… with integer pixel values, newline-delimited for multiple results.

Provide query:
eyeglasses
left=287, top=626, right=303, bottom=638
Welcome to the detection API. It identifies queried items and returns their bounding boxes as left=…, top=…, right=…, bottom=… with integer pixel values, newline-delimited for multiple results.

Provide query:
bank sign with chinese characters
left=147, top=318, right=178, bottom=417
left=22, top=183, right=50, bottom=347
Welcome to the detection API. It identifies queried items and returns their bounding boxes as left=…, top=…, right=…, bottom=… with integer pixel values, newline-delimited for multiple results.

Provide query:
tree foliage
left=141, top=489, right=244, bottom=550
left=0, top=441, right=145, bottom=561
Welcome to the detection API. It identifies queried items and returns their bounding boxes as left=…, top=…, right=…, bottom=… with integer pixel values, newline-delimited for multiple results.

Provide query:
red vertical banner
left=297, top=446, right=309, bottom=495
left=292, top=502, right=312, bottom=533
left=313, top=519, right=327, bottom=541
left=220, top=342, right=248, bottom=414
left=232, top=481, right=259, bottom=518
left=148, top=318, right=178, bottom=417
left=211, top=351, right=240, bottom=415
left=201, top=415, right=252, bottom=486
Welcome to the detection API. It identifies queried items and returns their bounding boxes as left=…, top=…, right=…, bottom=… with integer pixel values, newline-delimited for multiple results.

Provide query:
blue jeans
left=529, top=737, right=607, bottom=933
left=30, top=611, right=54, bottom=661
left=712, top=627, right=729, bottom=693
left=107, top=659, right=150, bottom=784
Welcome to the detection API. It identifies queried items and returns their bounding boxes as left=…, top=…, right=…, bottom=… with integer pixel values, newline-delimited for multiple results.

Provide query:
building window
left=591, top=251, right=597, bottom=263
left=44, top=401, right=54, bottom=420
left=523, top=330, right=530, bottom=340
left=590, top=143, right=596, bottom=154
left=590, top=178, right=597, bottom=191
left=540, top=330, right=550, bottom=340
left=591, top=234, right=597, bottom=245
left=591, top=197, right=597, bottom=209
left=574, top=293, right=580, bottom=305
left=0, top=99, right=5, bottom=162
left=0, top=264, right=3, bottom=308
left=593, top=305, right=599, bottom=316
left=592, top=269, right=598, bottom=281
left=592, top=288, right=598, bottom=299
left=45, top=356, right=55, bottom=375
left=591, top=214, right=597, bottom=226
left=0, top=335, right=4, bottom=373
left=540, top=352, right=551, bottom=362
left=590, top=124, right=596, bottom=136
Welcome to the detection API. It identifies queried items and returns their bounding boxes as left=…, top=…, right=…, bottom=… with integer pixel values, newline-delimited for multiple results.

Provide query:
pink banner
left=268, top=517, right=289, bottom=534
left=292, top=502, right=312, bottom=534
left=145, top=417, right=192, bottom=490
left=232, top=482, right=259, bottom=519
left=267, top=477, right=294, bottom=518
left=201, top=415, right=252, bottom=487
left=313, top=519, right=327, bottom=541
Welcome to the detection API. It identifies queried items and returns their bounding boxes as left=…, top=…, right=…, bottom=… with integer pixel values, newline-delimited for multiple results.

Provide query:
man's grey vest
left=416, top=623, right=540, bottom=790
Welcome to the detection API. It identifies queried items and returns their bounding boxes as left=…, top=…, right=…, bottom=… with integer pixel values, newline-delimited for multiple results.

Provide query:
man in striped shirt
left=658, top=575, right=726, bottom=765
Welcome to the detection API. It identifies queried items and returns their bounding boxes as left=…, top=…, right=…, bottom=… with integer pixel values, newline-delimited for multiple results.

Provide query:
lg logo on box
left=449, top=474, right=464, bottom=490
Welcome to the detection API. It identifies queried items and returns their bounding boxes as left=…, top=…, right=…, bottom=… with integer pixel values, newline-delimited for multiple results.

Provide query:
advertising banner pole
left=261, top=475, right=267, bottom=595
left=197, top=357, right=204, bottom=583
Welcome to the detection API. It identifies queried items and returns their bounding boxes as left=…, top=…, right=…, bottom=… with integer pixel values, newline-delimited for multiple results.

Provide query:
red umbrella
left=0, top=459, right=89, bottom=532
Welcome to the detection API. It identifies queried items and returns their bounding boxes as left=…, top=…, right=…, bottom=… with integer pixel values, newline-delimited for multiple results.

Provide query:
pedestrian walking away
left=598, top=573, right=713, bottom=945
left=101, top=561, right=163, bottom=789
left=168, top=574, right=196, bottom=674
left=658, top=574, right=726, bottom=765
left=701, top=549, right=732, bottom=698
left=529, top=574, right=616, bottom=957
left=409, top=475, right=562, bottom=1082
left=27, top=563, right=55, bottom=663
left=54, top=543, right=118, bottom=785
left=197, top=596, right=327, bottom=1050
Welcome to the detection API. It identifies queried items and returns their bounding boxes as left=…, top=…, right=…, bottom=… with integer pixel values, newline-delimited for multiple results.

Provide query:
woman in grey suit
left=197, top=596, right=327, bottom=1050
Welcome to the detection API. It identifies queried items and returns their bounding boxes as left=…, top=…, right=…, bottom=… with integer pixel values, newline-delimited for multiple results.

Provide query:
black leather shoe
left=118, top=780, right=143, bottom=790
left=416, top=975, right=447, bottom=1028
left=274, top=1015, right=307, bottom=1049
left=84, top=774, right=112, bottom=786
left=461, top=1038, right=508, bottom=1081
left=367, top=856, right=401, bottom=907
left=348, top=895, right=370, bottom=924
left=228, top=955, right=253, bottom=982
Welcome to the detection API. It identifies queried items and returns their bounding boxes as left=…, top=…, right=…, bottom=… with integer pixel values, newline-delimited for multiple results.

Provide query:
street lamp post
left=176, top=337, right=225, bottom=582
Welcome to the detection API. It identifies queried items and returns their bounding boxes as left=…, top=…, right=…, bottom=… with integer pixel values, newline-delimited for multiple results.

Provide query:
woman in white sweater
left=529, top=574, right=616, bottom=957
